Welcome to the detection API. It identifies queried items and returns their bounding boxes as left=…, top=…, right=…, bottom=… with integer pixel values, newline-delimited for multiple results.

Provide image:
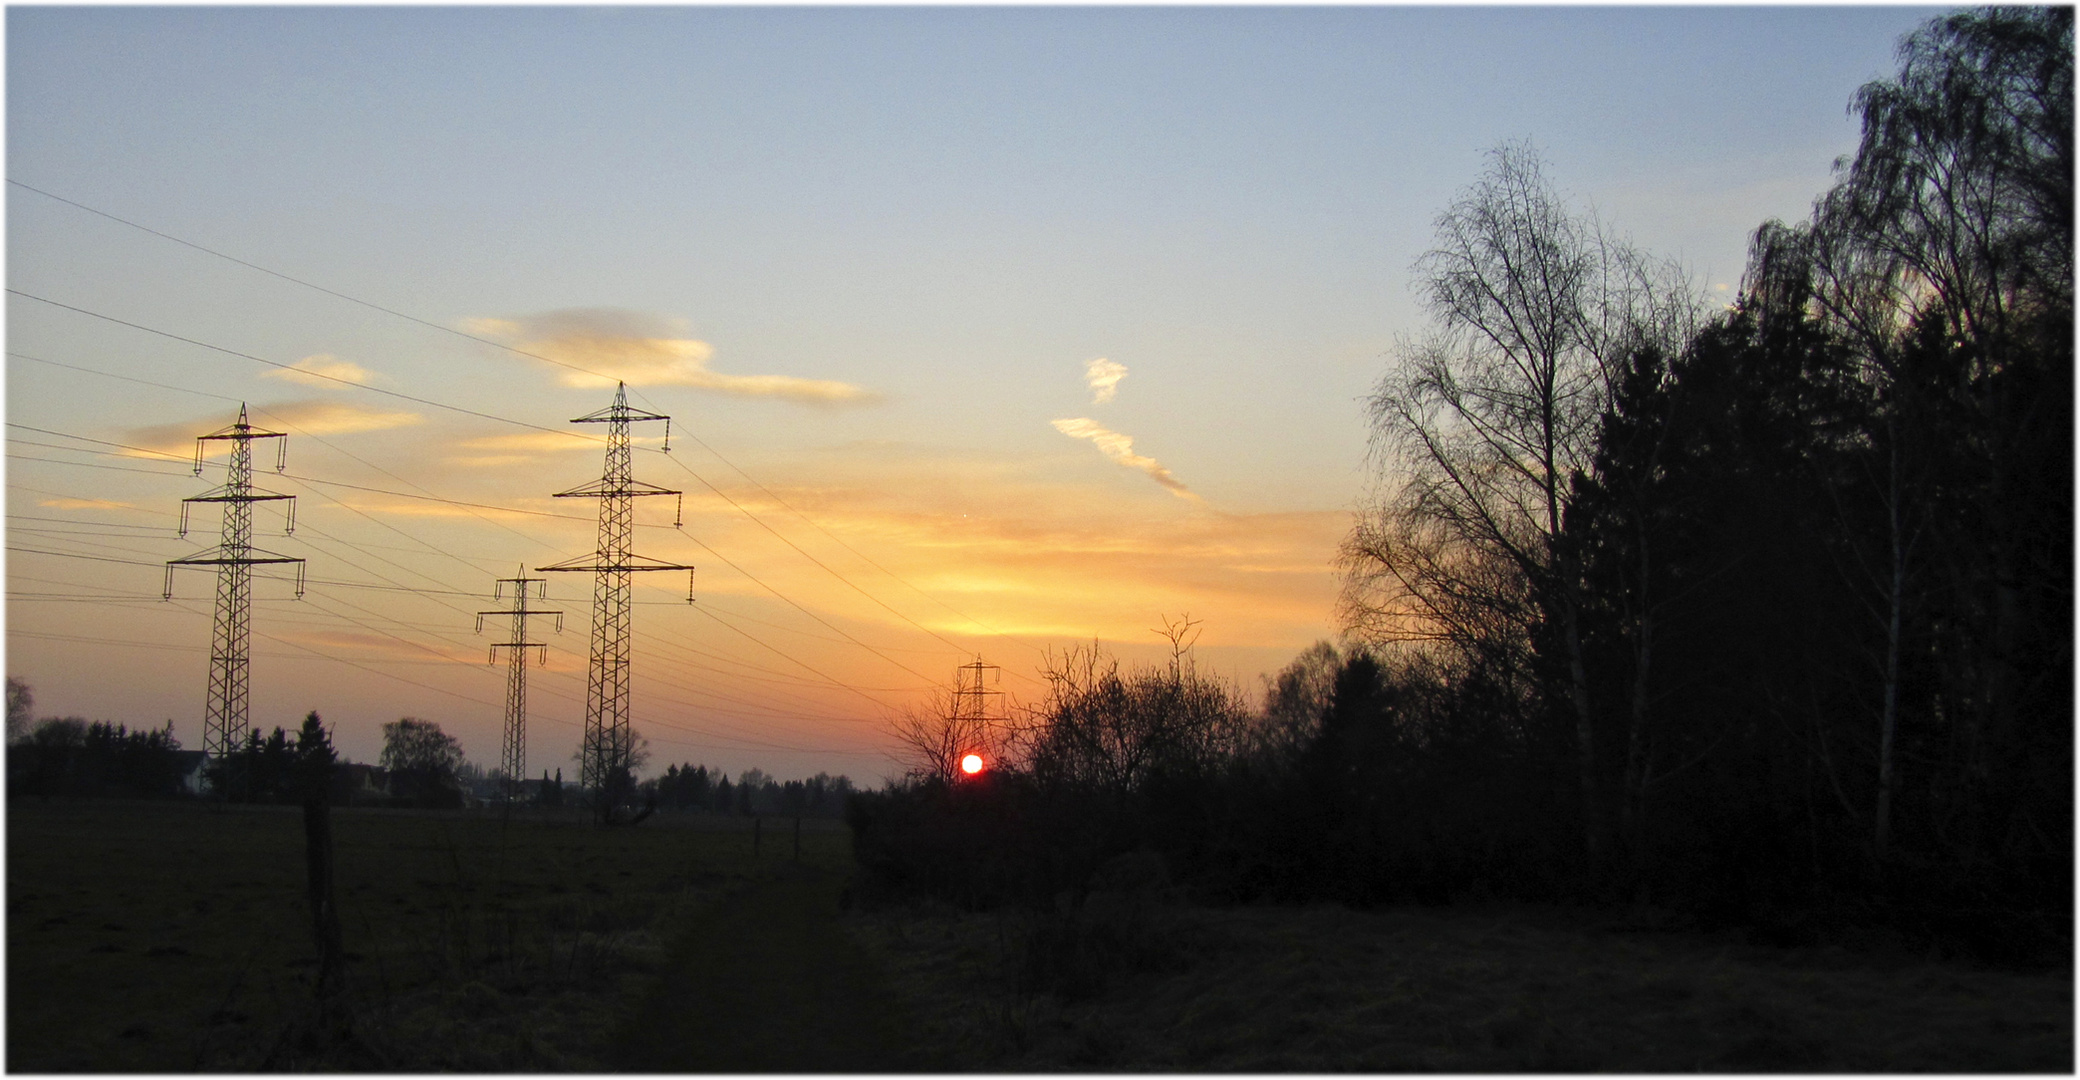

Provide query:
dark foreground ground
left=8, top=798, right=2070, bottom=1071
left=851, top=896, right=2072, bottom=1071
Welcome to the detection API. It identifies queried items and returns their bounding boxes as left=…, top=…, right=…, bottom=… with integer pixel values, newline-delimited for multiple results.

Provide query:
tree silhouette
left=1342, top=140, right=1701, bottom=856
left=380, top=717, right=465, bottom=808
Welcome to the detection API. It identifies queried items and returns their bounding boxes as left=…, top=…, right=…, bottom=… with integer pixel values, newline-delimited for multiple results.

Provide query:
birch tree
left=1342, top=141, right=1698, bottom=857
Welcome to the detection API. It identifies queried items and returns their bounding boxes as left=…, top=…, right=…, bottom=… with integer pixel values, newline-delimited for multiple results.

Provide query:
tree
left=7, top=678, right=33, bottom=745
left=1341, top=140, right=1700, bottom=856
left=381, top=717, right=465, bottom=808
left=1258, top=640, right=1345, bottom=759
left=1747, top=6, right=2071, bottom=868
left=294, top=711, right=337, bottom=801
left=889, top=687, right=1003, bottom=787
left=1019, top=620, right=1250, bottom=798
left=582, top=726, right=650, bottom=820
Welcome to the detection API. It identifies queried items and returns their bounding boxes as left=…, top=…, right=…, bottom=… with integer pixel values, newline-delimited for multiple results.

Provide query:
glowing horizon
left=5, top=5, right=1934, bottom=783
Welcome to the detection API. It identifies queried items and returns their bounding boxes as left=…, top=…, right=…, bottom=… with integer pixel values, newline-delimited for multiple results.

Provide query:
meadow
left=5, top=798, right=850, bottom=1071
left=9, top=797, right=2070, bottom=1072
left=852, top=894, right=2073, bottom=1071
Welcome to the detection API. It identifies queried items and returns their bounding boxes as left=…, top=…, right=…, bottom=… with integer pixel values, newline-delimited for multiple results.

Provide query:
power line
left=161, top=406, right=307, bottom=765
left=648, top=416, right=1051, bottom=666
left=8, top=325, right=991, bottom=690
left=11, top=288, right=576, bottom=436
left=9, top=178, right=644, bottom=389
left=10, top=185, right=1037, bottom=669
left=8, top=478, right=921, bottom=708
left=7, top=302, right=1009, bottom=729
left=667, top=524, right=939, bottom=686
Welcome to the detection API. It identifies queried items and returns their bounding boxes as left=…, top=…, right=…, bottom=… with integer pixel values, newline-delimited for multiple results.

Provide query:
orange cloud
left=1050, top=418, right=1198, bottom=500
left=261, top=354, right=378, bottom=389
left=466, top=308, right=878, bottom=405
left=1085, top=357, right=1128, bottom=404
left=36, top=497, right=141, bottom=512
left=121, top=402, right=423, bottom=461
left=662, top=448, right=1339, bottom=650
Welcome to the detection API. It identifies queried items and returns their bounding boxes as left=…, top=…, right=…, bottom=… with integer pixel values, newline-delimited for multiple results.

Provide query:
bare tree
left=380, top=716, right=465, bottom=807
left=6, top=677, right=33, bottom=745
left=1746, top=7, right=2072, bottom=861
left=1342, top=141, right=1699, bottom=856
left=1018, top=618, right=1249, bottom=797
left=1258, top=640, right=1345, bottom=758
left=889, top=687, right=1003, bottom=786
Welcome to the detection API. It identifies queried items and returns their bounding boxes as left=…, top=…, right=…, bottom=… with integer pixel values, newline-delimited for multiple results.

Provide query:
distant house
left=333, top=763, right=389, bottom=806
left=171, top=750, right=209, bottom=796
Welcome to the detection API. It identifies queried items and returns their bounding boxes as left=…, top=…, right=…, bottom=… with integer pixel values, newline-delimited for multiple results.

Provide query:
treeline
left=4, top=677, right=857, bottom=818
left=9, top=716, right=189, bottom=800
left=646, top=763, right=856, bottom=818
left=3, top=698, right=346, bottom=805
left=851, top=7, right=2069, bottom=965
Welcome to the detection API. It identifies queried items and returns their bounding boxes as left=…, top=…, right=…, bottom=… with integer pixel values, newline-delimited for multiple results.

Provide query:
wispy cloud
left=466, top=308, right=879, bottom=405
left=669, top=448, right=1339, bottom=646
left=1084, top=357, right=1128, bottom=404
left=261, top=354, right=378, bottom=389
left=36, top=497, right=140, bottom=512
left=445, top=429, right=670, bottom=468
left=122, top=401, right=424, bottom=460
left=1051, top=417, right=1198, bottom=500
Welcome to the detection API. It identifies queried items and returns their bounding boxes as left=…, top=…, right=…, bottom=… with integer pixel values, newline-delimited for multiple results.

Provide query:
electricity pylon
left=953, top=656, right=1005, bottom=770
left=538, top=382, right=695, bottom=822
left=476, top=567, right=562, bottom=802
left=954, top=656, right=1004, bottom=727
left=163, top=404, right=306, bottom=774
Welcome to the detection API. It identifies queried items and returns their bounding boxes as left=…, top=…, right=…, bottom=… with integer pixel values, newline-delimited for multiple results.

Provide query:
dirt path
left=615, top=861, right=941, bottom=1072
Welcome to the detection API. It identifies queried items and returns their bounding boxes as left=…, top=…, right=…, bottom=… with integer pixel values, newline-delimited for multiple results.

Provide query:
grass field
left=6, top=798, right=851, bottom=1071
left=851, top=894, right=2074, bottom=1071
left=10, top=798, right=2072, bottom=1073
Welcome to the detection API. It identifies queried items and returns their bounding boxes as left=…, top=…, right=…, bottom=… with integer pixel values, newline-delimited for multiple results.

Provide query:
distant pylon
left=954, top=655, right=1004, bottom=726
left=476, top=566, right=563, bottom=802
left=537, top=382, right=695, bottom=822
left=163, top=404, right=306, bottom=775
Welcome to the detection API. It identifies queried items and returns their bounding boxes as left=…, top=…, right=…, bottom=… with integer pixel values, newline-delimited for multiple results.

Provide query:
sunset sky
left=6, top=5, right=1934, bottom=782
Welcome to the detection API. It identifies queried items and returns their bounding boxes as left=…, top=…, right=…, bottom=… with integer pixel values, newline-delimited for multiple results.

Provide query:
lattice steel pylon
left=538, top=383, right=695, bottom=822
left=954, top=656, right=1004, bottom=728
left=163, top=404, right=306, bottom=776
left=476, top=567, right=563, bottom=802
left=953, top=655, right=1005, bottom=771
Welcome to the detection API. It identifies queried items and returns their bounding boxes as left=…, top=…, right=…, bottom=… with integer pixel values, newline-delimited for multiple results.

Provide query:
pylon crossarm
left=569, top=403, right=671, bottom=425
left=167, top=553, right=306, bottom=566
left=194, top=421, right=286, bottom=443
left=551, top=477, right=683, bottom=499
left=182, top=489, right=295, bottom=504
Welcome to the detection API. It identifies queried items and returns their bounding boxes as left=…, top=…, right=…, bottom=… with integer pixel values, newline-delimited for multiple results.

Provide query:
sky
left=5, top=4, right=1941, bottom=783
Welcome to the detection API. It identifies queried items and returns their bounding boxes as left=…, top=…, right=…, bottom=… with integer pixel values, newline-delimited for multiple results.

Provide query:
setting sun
left=960, top=754, right=984, bottom=776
